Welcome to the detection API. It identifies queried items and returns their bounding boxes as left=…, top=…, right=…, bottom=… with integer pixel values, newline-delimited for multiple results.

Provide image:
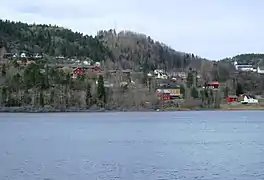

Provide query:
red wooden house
left=206, top=81, right=219, bottom=89
left=156, top=89, right=171, bottom=100
left=71, top=67, right=85, bottom=78
left=226, top=95, right=238, bottom=103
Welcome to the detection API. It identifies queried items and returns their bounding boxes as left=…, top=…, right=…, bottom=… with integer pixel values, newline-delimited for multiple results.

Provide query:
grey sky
left=0, top=0, right=263, bottom=60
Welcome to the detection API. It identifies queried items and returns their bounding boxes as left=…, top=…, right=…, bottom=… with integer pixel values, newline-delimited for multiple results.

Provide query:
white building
left=83, top=60, right=91, bottom=65
left=241, top=95, right=258, bottom=104
left=95, top=62, right=101, bottom=67
left=34, top=53, right=42, bottom=59
left=154, top=69, right=168, bottom=79
left=234, top=61, right=254, bottom=71
left=147, top=73, right=152, bottom=77
left=20, top=52, right=26, bottom=58
left=257, top=67, right=264, bottom=74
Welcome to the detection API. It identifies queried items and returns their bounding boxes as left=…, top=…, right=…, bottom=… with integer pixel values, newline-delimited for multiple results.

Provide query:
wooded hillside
left=0, top=19, right=211, bottom=73
left=0, top=19, right=112, bottom=61
left=97, top=30, right=209, bottom=72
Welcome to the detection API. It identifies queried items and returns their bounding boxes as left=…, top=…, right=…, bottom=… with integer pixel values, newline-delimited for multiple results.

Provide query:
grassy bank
left=220, top=103, right=264, bottom=110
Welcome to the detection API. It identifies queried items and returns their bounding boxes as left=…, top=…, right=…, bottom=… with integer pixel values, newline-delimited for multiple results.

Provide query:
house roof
left=244, top=94, right=256, bottom=99
left=237, top=65, right=253, bottom=68
left=227, top=95, right=237, bottom=98
left=156, top=89, right=170, bottom=94
left=207, top=81, right=219, bottom=85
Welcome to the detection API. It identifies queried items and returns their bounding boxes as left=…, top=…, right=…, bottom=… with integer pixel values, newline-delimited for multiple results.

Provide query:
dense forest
left=0, top=19, right=112, bottom=62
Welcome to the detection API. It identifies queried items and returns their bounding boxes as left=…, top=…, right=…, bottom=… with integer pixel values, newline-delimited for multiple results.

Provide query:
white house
left=83, top=60, right=91, bottom=65
left=20, top=52, right=26, bottom=58
left=95, top=80, right=114, bottom=87
left=56, top=56, right=65, bottom=59
left=95, top=62, right=101, bottom=67
left=154, top=69, right=168, bottom=79
left=257, top=67, right=264, bottom=74
left=234, top=61, right=254, bottom=71
left=34, top=53, right=42, bottom=59
left=241, top=95, right=258, bottom=104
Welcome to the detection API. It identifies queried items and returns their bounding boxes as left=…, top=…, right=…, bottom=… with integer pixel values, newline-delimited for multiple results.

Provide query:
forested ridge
left=97, top=30, right=209, bottom=72
left=0, top=19, right=112, bottom=61
left=0, top=19, right=210, bottom=72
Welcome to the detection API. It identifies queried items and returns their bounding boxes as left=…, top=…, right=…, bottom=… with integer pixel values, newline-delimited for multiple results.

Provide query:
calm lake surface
left=1, top=111, right=264, bottom=180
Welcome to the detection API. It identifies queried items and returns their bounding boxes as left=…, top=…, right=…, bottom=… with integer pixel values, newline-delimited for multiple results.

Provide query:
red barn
left=226, top=95, right=238, bottom=103
left=71, top=67, right=84, bottom=78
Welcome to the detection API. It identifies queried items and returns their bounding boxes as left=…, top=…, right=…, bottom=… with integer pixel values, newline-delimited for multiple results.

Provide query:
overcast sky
left=0, top=0, right=263, bottom=60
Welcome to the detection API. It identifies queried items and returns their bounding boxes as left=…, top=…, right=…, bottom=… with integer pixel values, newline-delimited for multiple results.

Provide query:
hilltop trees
left=0, top=19, right=112, bottom=61
left=97, top=30, right=207, bottom=71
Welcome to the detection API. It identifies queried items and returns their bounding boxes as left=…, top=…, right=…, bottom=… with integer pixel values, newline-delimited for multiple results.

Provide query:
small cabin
left=226, top=95, right=238, bottom=103
left=71, top=67, right=85, bottom=78
left=156, top=89, right=171, bottom=101
left=241, top=95, right=258, bottom=104
left=206, top=81, right=219, bottom=89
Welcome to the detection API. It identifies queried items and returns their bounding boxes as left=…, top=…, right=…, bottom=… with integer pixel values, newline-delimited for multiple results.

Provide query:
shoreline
left=1, top=106, right=264, bottom=113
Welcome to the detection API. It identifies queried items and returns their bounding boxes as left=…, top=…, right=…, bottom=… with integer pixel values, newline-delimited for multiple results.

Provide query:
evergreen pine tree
left=85, top=83, right=92, bottom=108
left=186, top=72, right=194, bottom=88
left=236, top=83, right=243, bottom=96
left=39, top=91, right=44, bottom=107
left=180, top=85, right=185, bottom=98
left=191, top=87, right=199, bottom=99
left=1, top=64, right=6, bottom=76
left=97, top=75, right=106, bottom=107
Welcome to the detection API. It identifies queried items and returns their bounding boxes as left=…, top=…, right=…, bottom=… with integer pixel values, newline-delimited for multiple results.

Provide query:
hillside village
left=1, top=20, right=264, bottom=111
left=1, top=47, right=263, bottom=112
left=233, top=60, right=264, bottom=74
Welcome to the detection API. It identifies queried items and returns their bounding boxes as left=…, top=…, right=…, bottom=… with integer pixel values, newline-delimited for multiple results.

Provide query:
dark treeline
left=0, top=19, right=112, bottom=61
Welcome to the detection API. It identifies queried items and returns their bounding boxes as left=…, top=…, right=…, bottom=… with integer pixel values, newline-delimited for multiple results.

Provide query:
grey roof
left=237, top=65, right=253, bottom=68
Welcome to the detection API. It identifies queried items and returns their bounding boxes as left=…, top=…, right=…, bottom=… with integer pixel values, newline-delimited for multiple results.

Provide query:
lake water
left=0, top=111, right=264, bottom=180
